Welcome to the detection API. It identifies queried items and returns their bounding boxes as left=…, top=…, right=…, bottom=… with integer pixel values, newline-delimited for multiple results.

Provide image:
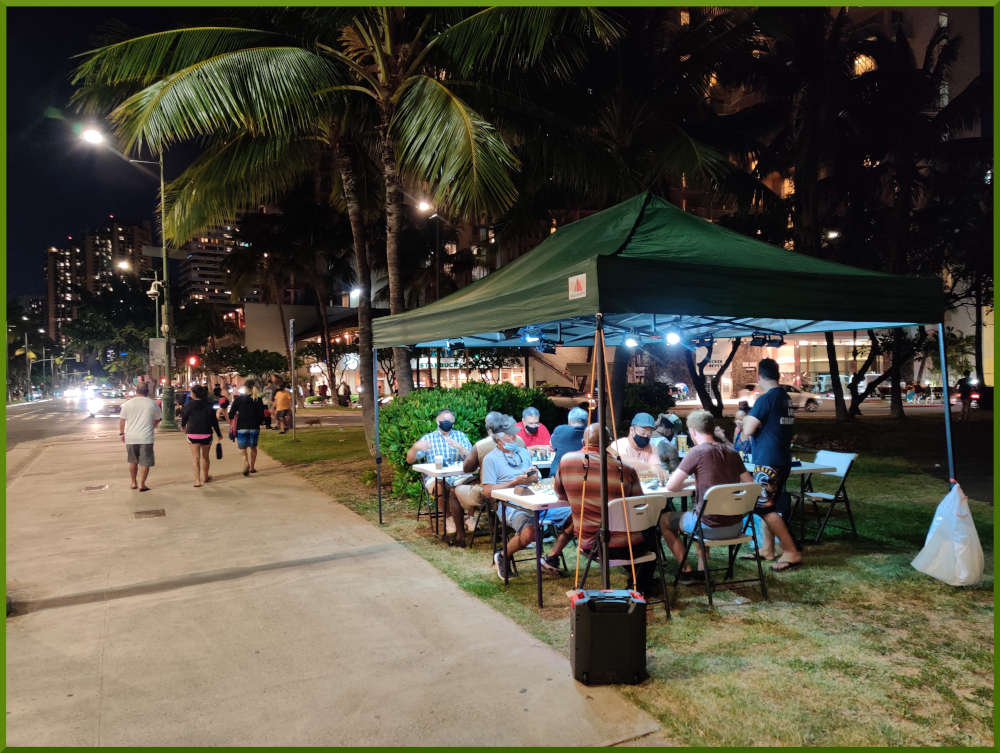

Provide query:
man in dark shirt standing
left=740, top=358, right=802, bottom=572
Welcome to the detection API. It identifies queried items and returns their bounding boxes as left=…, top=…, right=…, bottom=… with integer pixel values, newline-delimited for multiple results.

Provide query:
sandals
left=771, top=559, right=803, bottom=573
left=739, top=552, right=777, bottom=562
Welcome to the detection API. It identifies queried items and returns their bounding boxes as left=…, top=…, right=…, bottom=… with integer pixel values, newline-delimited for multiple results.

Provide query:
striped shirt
left=554, top=446, right=644, bottom=551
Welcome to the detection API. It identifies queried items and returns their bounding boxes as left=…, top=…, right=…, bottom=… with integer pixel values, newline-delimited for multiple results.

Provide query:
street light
left=117, top=260, right=132, bottom=271
left=79, top=126, right=177, bottom=428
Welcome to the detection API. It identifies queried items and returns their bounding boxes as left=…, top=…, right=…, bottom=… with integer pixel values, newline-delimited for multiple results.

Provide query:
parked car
left=87, top=390, right=126, bottom=418
left=738, top=383, right=822, bottom=412
left=541, top=384, right=590, bottom=410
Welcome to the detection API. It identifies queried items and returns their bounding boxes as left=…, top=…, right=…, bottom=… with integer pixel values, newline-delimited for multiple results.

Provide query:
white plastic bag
left=911, top=484, right=984, bottom=586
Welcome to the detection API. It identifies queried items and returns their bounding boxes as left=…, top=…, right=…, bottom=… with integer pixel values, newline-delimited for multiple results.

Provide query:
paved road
left=5, top=400, right=366, bottom=450
left=5, top=399, right=104, bottom=449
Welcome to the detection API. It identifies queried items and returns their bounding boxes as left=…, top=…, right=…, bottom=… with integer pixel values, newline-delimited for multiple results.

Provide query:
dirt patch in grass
left=262, top=425, right=994, bottom=746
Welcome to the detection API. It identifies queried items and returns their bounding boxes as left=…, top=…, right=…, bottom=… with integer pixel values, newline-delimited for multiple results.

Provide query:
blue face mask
left=503, top=441, right=519, bottom=452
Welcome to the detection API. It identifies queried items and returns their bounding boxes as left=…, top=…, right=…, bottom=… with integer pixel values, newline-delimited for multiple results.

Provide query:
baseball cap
left=631, top=412, right=656, bottom=428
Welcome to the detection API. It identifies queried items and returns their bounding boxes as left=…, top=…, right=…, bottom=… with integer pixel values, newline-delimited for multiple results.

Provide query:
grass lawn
left=260, top=418, right=994, bottom=746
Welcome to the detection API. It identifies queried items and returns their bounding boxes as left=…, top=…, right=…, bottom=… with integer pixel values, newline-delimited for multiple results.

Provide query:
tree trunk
left=847, top=331, right=881, bottom=417
left=611, top=346, right=628, bottom=436
left=379, top=112, right=414, bottom=395
left=684, top=347, right=720, bottom=417
left=825, top=331, right=850, bottom=420
left=889, top=328, right=906, bottom=419
left=973, top=274, right=985, bottom=385
left=334, top=139, right=375, bottom=445
left=709, top=338, right=742, bottom=414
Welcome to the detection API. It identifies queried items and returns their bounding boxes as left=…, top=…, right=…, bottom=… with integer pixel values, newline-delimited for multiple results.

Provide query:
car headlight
left=88, top=398, right=104, bottom=413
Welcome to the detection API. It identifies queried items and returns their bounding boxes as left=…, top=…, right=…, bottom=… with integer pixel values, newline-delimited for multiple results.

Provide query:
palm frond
left=393, top=74, right=519, bottom=219
left=162, top=133, right=320, bottom=243
left=108, top=46, right=344, bottom=153
left=71, top=26, right=285, bottom=113
left=427, top=7, right=622, bottom=82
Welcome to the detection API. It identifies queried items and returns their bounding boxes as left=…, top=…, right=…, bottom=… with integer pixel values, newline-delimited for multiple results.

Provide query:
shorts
left=454, top=483, right=484, bottom=511
left=186, top=435, right=213, bottom=446
left=665, top=510, right=744, bottom=540
left=236, top=429, right=260, bottom=449
left=753, top=465, right=790, bottom=516
left=497, top=506, right=534, bottom=534
left=126, top=443, right=155, bottom=467
left=275, top=409, right=290, bottom=422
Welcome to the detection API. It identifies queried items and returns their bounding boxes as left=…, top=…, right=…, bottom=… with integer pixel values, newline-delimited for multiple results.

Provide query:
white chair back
left=607, top=495, right=667, bottom=532
left=701, top=482, right=759, bottom=517
left=813, top=450, right=857, bottom=479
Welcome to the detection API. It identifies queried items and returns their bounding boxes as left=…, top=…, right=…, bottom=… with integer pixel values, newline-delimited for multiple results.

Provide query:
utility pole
left=290, top=318, right=297, bottom=440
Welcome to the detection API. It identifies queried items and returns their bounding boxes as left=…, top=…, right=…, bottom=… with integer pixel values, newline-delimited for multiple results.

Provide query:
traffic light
left=188, top=355, right=200, bottom=368
left=160, top=377, right=167, bottom=385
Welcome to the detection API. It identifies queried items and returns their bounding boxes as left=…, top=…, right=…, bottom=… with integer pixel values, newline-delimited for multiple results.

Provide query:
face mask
left=438, top=420, right=453, bottom=432
left=524, top=424, right=539, bottom=435
left=503, top=441, right=520, bottom=452
left=633, top=434, right=650, bottom=449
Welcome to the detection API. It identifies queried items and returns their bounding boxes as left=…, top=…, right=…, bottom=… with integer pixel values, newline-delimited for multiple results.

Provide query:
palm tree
left=71, top=6, right=620, bottom=426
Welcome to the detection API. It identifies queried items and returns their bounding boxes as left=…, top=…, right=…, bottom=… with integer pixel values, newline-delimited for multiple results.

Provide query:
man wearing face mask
left=515, top=406, right=552, bottom=452
left=406, top=409, right=472, bottom=538
left=481, top=414, right=573, bottom=579
left=609, top=412, right=665, bottom=481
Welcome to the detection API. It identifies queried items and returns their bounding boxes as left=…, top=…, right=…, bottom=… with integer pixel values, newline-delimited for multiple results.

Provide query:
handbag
left=216, top=441, right=223, bottom=460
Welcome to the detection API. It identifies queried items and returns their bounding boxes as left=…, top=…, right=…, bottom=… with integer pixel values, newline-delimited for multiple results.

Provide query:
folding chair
left=580, top=495, right=671, bottom=618
left=671, top=482, right=767, bottom=607
left=800, top=451, right=858, bottom=543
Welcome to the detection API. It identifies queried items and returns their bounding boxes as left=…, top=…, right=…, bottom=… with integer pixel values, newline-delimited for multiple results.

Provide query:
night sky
left=6, top=7, right=239, bottom=297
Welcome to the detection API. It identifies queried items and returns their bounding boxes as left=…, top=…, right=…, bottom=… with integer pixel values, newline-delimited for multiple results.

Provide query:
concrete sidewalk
left=6, top=430, right=661, bottom=746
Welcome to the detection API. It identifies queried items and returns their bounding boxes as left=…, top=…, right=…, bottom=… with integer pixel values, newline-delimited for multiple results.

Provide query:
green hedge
left=378, top=382, right=561, bottom=502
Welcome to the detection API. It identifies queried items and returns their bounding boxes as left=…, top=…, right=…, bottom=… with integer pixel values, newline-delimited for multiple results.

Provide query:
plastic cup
left=434, top=454, right=444, bottom=469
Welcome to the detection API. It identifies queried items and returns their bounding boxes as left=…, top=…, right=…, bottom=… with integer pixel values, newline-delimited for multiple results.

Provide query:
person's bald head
left=582, top=423, right=609, bottom=447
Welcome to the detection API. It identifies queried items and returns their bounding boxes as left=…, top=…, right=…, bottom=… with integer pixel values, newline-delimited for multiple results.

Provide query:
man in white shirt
left=118, top=381, right=162, bottom=491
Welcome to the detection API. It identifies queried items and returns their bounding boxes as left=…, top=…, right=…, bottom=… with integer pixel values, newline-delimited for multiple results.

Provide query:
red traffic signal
left=188, top=355, right=200, bottom=367
left=160, top=377, right=167, bottom=385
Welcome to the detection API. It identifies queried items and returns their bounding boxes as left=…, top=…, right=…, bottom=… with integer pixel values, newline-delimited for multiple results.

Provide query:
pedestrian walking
left=118, top=381, right=162, bottom=492
left=181, top=385, right=223, bottom=487
left=230, top=378, right=266, bottom=476
left=956, top=371, right=974, bottom=421
left=273, top=383, right=293, bottom=433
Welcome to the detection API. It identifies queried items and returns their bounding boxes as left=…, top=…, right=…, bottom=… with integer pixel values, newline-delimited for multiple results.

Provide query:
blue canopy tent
left=371, top=193, right=953, bottom=588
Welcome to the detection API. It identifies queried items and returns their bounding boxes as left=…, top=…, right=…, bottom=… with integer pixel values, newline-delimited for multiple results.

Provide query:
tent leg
left=937, top=323, right=957, bottom=485
left=595, top=314, right=610, bottom=589
left=374, top=347, right=383, bottom=524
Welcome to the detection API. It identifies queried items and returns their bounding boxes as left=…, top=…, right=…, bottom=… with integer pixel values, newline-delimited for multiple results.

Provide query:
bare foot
left=139, top=486, right=151, bottom=492
left=193, top=483, right=202, bottom=487
left=203, top=476, right=212, bottom=483
left=130, top=483, right=138, bottom=490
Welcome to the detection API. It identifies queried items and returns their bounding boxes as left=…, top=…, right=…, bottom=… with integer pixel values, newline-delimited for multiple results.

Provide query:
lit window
left=938, top=80, right=949, bottom=108
left=938, top=11, right=948, bottom=28
left=853, top=54, right=877, bottom=76
left=679, top=10, right=690, bottom=26
left=780, top=178, right=795, bottom=197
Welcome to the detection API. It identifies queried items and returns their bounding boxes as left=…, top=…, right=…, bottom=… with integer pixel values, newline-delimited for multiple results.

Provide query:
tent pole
left=374, top=347, right=384, bottom=524
left=595, top=314, right=611, bottom=588
left=936, top=323, right=957, bottom=485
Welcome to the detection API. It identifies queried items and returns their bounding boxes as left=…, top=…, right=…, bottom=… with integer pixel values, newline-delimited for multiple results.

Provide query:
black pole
left=595, top=314, right=610, bottom=588
left=374, top=346, right=383, bottom=524
left=434, top=217, right=441, bottom=302
left=937, top=323, right=957, bottom=484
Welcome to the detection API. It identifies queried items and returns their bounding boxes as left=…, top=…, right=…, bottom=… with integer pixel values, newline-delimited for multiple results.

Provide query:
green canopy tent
left=371, top=192, right=953, bottom=587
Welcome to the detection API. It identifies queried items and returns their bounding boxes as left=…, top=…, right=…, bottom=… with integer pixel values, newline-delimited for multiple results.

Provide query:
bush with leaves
left=378, top=381, right=560, bottom=503
left=623, top=382, right=676, bottom=421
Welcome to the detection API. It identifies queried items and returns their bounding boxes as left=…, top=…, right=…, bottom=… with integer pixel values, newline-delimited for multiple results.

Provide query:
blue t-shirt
left=481, top=446, right=533, bottom=485
left=748, top=386, right=794, bottom=468
left=550, top=424, right=585, bottom=475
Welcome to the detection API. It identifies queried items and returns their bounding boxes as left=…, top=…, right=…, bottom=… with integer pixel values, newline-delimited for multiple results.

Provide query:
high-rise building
left=178, top=224, right=242, bottom=306
left=45, top=241, right=84, bottom=346
left=82, top=216, right=153, bottom=293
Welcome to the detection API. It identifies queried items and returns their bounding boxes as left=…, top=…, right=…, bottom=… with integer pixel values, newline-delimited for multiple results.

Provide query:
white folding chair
left=672, top=482, right=767, bottom=607
left=801, top=451, right=858, bottom=543
left=580, top=494, right=671, bottom=618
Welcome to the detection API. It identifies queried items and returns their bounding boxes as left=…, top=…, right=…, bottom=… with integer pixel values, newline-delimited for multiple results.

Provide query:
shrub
left=378, top=382, right=559, bottom=502
left=623, top=382, right=676, bottom=419
left=305, top=395, right=322, bottom=404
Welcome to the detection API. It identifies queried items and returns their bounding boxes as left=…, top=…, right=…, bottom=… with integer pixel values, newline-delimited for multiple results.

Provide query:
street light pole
left=157, top=151, right=177, bottom=429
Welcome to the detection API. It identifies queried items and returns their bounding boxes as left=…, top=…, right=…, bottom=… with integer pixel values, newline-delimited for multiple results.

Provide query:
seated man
left=516, top=406, right=552, bottom=452
left=660, top=410, right=755, bottom=580
left=609, top=412, right=665, bottom=480
left=405, top=409, right=472, bottom=539
left=549, top=406, right=588, bottom=475
left=452, top=412, right=525, bottom=545
left=556, top=423, right=657, bottom=595
left=481, top=414, right=572, bottom=579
